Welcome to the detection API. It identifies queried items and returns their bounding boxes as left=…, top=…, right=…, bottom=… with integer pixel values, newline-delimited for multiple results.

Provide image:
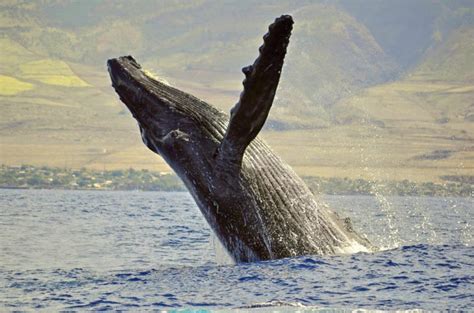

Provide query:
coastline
left=1, top=165, right=471, bottom=197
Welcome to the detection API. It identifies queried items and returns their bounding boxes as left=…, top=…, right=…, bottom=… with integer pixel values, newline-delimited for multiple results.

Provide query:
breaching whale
left=107, top=15, right=373, bottom=262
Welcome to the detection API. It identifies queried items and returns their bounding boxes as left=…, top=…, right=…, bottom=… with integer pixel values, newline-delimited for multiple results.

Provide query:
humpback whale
left=108, top=15, right=373, bottom=262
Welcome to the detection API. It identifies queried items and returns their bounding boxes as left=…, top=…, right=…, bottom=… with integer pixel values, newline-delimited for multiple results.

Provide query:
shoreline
left=0, top=186, right=471, bottom=198
left=1, top=165, right=471, bottom=197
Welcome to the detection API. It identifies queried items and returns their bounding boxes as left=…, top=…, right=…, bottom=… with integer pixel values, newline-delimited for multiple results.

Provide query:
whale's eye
left=212, top=147, right=219, bottom=159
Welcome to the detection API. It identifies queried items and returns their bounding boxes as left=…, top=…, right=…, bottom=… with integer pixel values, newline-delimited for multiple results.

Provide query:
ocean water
left=0, top=189, right=472, bottom=311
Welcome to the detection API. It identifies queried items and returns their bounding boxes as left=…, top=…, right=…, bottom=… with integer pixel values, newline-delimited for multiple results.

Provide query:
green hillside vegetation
left=0, top=0, right=473, bottom=190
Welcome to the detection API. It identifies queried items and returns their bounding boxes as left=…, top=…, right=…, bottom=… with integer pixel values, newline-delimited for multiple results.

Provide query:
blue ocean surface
left=0, top=189, right=472, bottom=311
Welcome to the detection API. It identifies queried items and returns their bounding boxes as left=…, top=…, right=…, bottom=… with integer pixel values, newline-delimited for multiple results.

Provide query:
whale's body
left=108, top=15, right=373, bottom=262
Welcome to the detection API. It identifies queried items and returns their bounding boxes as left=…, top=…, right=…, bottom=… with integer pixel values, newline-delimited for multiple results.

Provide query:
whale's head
left=109, top=57, right=209, bottom=142
left=107, top=56, right=225, bottom=174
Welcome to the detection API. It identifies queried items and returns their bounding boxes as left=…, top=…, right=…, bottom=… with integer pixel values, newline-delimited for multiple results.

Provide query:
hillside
left=0, top=1, right=399, bottom=123
left=410, top=27, right=474, bottom=82
left=327, top=25, right=473, bottom=182
left=0, top=0, right=473, bottom=185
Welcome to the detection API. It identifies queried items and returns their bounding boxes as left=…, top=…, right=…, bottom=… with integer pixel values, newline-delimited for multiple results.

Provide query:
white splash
left=335, top=239, right=371, bottom=254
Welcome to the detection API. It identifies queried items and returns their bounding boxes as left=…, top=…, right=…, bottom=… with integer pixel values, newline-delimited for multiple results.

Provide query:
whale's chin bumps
left=108, top=15, right=374, bottom=263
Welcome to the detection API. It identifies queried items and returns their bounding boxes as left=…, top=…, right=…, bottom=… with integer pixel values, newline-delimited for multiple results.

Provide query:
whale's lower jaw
left=107, top=15, right=374, bottom=263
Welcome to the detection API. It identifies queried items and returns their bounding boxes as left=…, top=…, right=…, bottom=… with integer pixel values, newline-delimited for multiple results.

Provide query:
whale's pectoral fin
left=216, top=15, right=293, bottom=170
